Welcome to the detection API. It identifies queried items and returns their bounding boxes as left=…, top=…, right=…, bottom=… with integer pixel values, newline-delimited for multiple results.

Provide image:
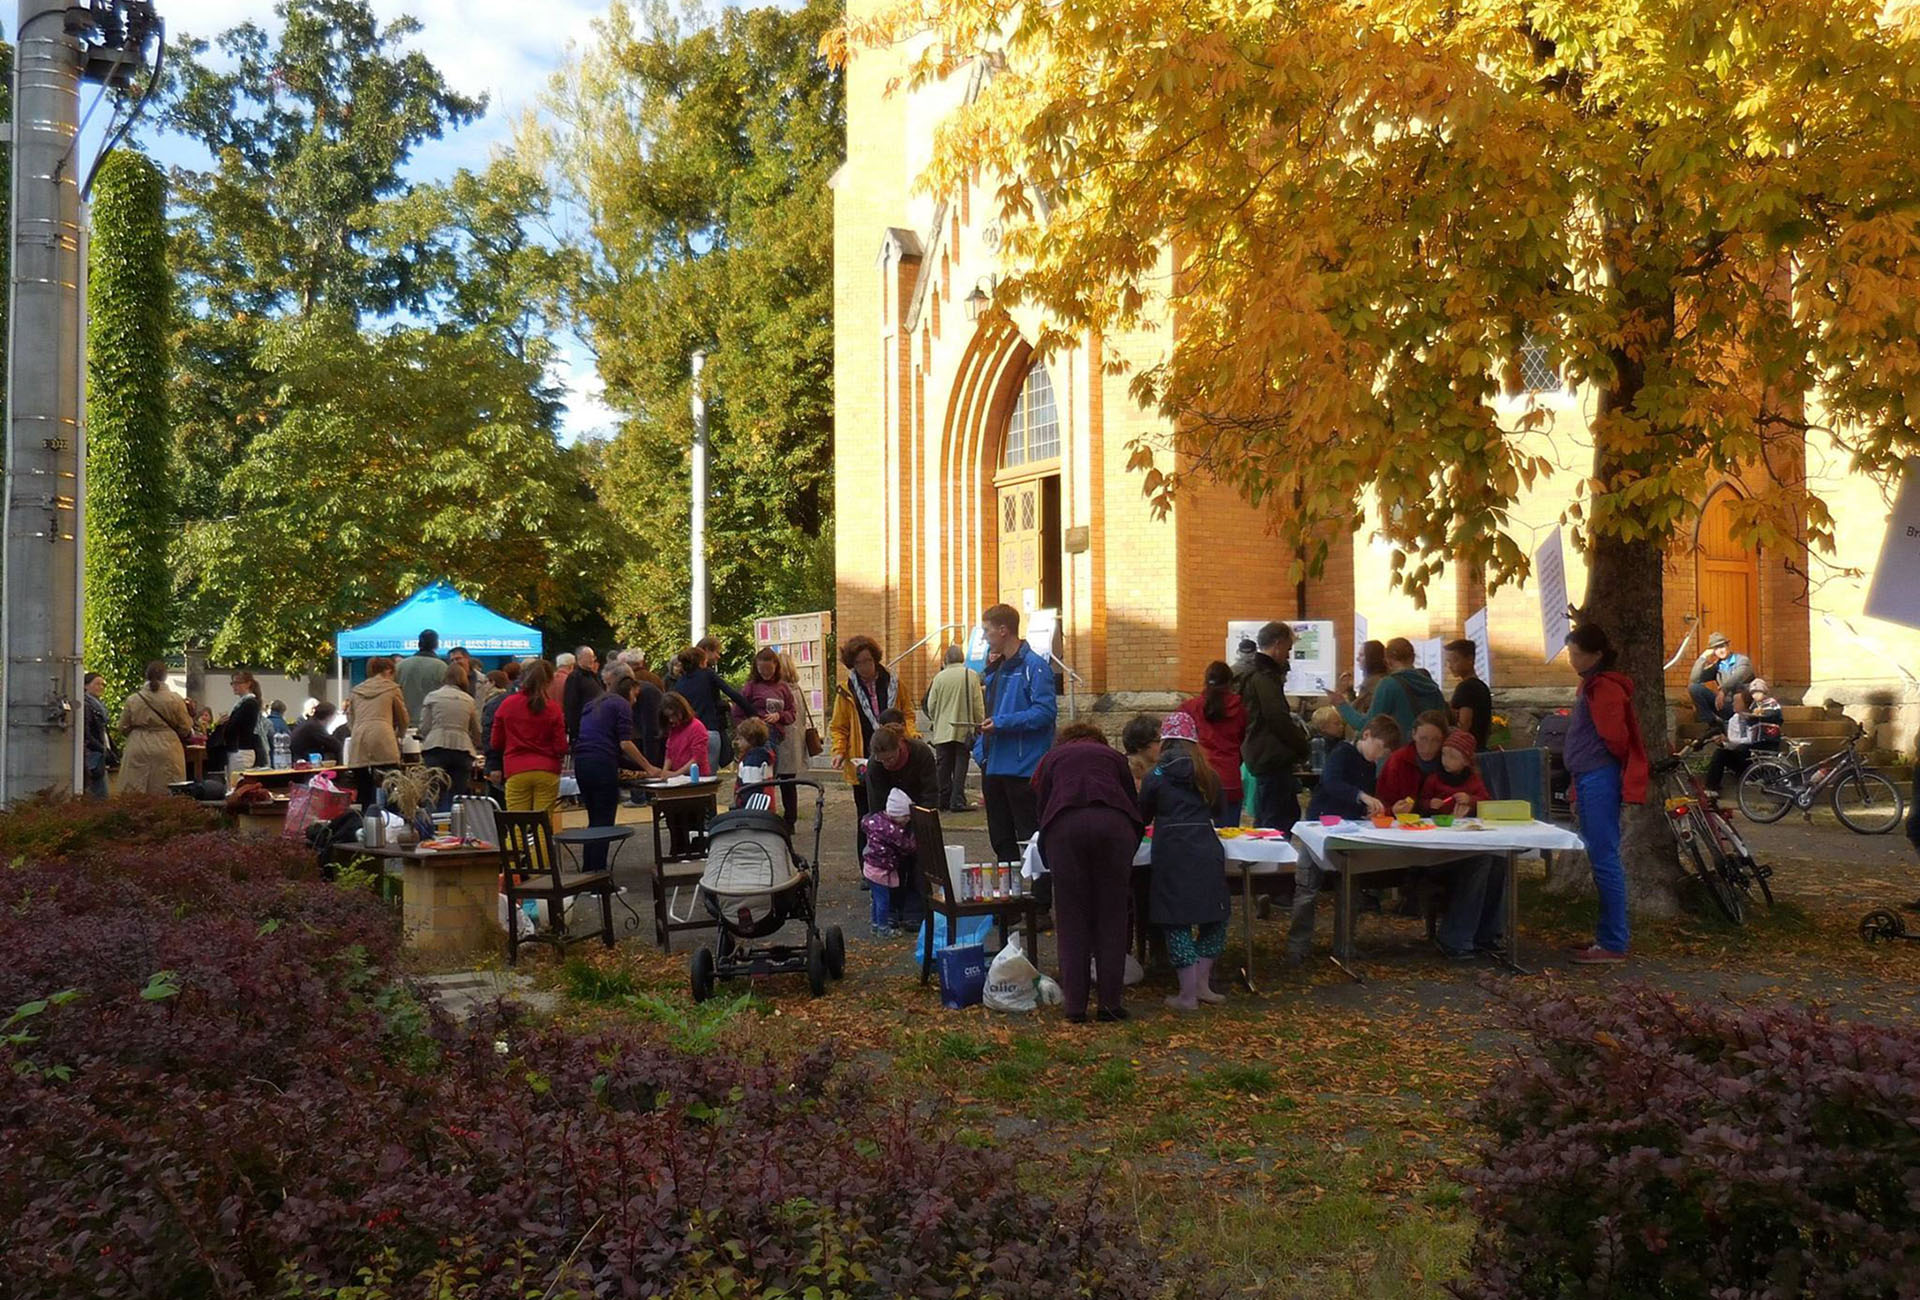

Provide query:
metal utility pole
left=1, top=1, right=85, bottom=800
left=689, top=348, right=708, bottom=644
left=1, top=0, right=163, bottom=802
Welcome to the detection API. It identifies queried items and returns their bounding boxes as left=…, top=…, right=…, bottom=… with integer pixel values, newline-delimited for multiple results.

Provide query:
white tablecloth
left=1132, top=833, right=1299, bottom=872
left=1290, top=818, right=1583, bottom=865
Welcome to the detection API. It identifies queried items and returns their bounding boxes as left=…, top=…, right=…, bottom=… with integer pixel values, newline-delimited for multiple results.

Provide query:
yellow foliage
left=843, top=0, right=1920, bottom=600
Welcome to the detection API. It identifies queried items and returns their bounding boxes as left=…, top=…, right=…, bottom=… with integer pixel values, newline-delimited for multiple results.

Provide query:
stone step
left=1675, top=717, right=1857, bottom=740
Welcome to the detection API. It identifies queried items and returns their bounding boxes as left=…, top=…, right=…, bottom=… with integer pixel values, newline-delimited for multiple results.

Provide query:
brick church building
left=831, top=34, right=1918, bottom=741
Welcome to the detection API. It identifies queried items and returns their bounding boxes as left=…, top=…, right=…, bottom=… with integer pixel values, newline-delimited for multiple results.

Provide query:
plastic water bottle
left=1310, top=735, right=1327, bottom=772
left=271, top=733, right=292, bottom=770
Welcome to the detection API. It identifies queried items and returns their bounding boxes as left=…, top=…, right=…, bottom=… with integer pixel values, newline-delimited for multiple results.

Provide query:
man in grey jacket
left=922, top=645, right=985, bottom=812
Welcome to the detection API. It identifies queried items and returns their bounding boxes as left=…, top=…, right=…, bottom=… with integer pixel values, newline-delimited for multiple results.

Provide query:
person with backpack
left=1234, top=621, right=1310, bottom=831
left=1332, top=636, right=1447, bottom=741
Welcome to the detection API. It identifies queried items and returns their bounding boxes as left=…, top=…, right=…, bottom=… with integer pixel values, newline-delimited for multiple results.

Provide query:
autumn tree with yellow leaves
left=844, top=0, right=1920, bottom=908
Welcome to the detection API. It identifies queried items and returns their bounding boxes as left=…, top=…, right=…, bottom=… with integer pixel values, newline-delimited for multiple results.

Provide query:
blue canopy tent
left=334, top=581, right=543, bottom=699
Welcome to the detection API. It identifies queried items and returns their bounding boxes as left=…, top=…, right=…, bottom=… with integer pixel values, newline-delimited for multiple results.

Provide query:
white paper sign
left=1288, top=620, right=1338, bottom=691
left=1464, top=607, right=1493, bottom=689
left=1536, top=527, right=1570, bottom=663
left=1026, top=608, right=1059, bottom=661
left=1414, top=637, right=1445, bottom=684
left=1225, top=621, right=1265, bottom=666
left=1353, top=613, right=1369, bottom=683
left=1865, top=458, right=1920, bottom=630
left=964, top=624, right=990, bottom=673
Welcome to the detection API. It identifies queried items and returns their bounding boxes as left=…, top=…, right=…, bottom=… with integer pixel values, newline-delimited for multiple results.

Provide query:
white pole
left=689, top=348, right=708, bottom=644
left=1, top=1, right=86, bottom=801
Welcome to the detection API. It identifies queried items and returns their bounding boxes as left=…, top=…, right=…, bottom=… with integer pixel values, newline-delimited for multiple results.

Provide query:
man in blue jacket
left=973, top=603, right=1057, bottom=864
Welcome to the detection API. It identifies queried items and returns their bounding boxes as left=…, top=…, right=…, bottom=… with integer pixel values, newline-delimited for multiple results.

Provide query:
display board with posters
left=1414, top=636, right=1445, bottom=684
left=1225, top=619, right=1337, bottom=691
left=753, top=610, right=834, bottom=719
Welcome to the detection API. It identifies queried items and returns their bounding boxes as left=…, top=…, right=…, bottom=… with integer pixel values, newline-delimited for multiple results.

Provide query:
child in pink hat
left=1138, top=712, right=1232, bottom=1011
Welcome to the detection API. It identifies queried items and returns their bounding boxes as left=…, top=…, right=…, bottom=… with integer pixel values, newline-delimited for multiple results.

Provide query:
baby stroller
left=690, top=777, right=846, bottom=1000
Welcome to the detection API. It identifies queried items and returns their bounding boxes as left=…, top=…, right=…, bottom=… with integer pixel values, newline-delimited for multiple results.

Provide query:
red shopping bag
left=283, top=779, right=352, bottom=841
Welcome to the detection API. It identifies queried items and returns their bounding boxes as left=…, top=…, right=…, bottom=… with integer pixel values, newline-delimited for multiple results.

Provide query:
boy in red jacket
left=1418, top=730, right=1494, bottom=815
left=1378, top=711, right=1451, bottom=813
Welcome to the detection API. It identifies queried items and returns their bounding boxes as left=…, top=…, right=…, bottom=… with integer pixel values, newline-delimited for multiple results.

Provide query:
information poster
left=1536, top=527, right=1570, bottom=663
left=1865, top=458, right=1920, bottom=630
left=1353, top=613, right=1369, bottom=681
left=1289, top=620, right=1337, bottom=691
left=1414, top=636, right=1445, bottom=684
left=1026, top=608, right=1059, bottom=662
left=1464, top=607, right=1493, bottom=689
left=1224, top=620, right=1262, bottom=666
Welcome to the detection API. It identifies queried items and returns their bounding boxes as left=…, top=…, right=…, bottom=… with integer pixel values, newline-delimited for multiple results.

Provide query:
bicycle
left=1736, top=721, right=1905, bottom=834
left=1653, top=736, right=1774, bottom=925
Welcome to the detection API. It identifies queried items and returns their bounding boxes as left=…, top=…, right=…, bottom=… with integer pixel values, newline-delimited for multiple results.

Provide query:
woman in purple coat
left=1031, top=722, right=1143, bottom=1024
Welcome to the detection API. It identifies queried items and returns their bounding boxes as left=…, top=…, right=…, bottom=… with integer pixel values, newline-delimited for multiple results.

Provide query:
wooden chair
left=649, top=784, right=717, bottom=950
left=910, top=805, right=1039, bottom=985
left=497, top=810, right=615, bottom=965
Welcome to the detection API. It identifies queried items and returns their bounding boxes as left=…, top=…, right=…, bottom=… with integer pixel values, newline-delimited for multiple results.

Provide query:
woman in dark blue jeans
left=1563, top=624, right=1650, bottom=965
left=573, top=672, right=662, bottom=872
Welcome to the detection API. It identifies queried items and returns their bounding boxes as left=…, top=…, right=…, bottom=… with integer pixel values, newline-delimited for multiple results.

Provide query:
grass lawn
left=491, top=831, right=1920, bottom=1299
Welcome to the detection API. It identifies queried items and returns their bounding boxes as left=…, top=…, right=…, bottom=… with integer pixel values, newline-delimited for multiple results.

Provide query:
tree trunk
left=1579, top=531, right=1680, bottom=918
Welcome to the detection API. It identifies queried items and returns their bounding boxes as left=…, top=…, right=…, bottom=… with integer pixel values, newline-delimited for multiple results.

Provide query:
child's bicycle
left=1860, top=909, right=1920, bottom=944
left=1653, top=736, right=1774, bottom=925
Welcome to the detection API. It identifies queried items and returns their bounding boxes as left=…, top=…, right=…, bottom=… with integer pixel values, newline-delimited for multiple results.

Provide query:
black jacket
left=634, top=681, right=665, bottom=766
left=288, top=716, right=343, bottom=764
left=865, top=737, right=940, bottom=812
left=1234, top=652, right=1310, bottom=776
left=84, top=693, right=114, bottom=761
left=1138, top=750, right=1230, bottom=927
left=1306, top=741, right=1375, bottom=821
left=563, top=667, right=603, bottom=745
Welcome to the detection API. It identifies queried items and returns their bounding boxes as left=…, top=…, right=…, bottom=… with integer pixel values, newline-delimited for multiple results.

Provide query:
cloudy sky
left=138, top=0, right=618, bottom=439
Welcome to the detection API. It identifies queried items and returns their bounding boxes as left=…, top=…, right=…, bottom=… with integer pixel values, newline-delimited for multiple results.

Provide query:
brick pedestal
left=400, top=854, right=501, bottom=960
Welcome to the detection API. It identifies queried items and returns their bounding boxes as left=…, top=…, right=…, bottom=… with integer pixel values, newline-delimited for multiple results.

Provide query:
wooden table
left=1290, top=819, right=1586, bottom=979
left=238, top=762, right=370, bottom=791
left=1132, top=832, right=1298, bottom=990
left=339, top=841, right=504, bottom=960
left=640, top=778, right=722, bottom=949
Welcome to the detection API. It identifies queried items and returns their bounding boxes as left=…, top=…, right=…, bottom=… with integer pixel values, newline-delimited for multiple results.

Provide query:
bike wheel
left=1699, top=809, right=1766, bottom=908
left=1737, top=763, right=1796, bottom=823
left=1678, top=821, right=1744, bottom=925
left=1832, top=770, right=1903, bottom=835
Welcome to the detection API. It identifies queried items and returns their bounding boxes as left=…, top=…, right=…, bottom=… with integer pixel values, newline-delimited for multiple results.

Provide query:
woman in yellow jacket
left=828, top=635, right=916, bottom=859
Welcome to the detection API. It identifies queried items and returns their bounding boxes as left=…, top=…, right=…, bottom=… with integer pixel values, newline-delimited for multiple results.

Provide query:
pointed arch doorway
left=993, top=362, right=1062, bottom=617
left=1696, top=486, right=1760, bottom=656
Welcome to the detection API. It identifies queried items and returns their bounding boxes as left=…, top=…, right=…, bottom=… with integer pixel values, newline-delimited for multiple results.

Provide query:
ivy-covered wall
left=83, top=151, right=173, bottom=703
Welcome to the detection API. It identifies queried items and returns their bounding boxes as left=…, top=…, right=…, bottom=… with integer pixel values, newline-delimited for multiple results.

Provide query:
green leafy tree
left=850, top=0, right=1920, bottom=909
left=534, top=0, right=842, bottom=667
left=147, top=1, right=624, bottom=668
left=84, top=152, right=173, bottom=702
left=155, top=0, right=484, bottom=523
left=181, top=314, right=618, bottom=672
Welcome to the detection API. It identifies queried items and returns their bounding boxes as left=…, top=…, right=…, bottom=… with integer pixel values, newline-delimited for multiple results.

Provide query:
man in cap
left=1686, top=631, right=1754, bottom=728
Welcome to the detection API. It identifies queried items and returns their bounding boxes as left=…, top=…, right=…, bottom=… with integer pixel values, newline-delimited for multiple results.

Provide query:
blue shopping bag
left=917, top=910, right=992, bottom=955
left=937, top=943, right=988, bottom=1009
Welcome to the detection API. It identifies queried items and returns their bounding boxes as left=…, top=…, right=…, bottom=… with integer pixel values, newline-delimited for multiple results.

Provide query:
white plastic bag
left=1020, top=834, right=1046, bottom=880
left=1090, top=952, right=1147, bottom=987
left=1035, top=974, right=1064, bottom=1006
left=983, top=934, right=1041, bottom=1013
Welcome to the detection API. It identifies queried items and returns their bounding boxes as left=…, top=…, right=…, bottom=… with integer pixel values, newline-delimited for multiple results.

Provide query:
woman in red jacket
left=487, top=659, right=570, bottom=818
left=1179, top=661, right=1247, bottom=826
left=1563, top=624, right=1649, bottom=965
